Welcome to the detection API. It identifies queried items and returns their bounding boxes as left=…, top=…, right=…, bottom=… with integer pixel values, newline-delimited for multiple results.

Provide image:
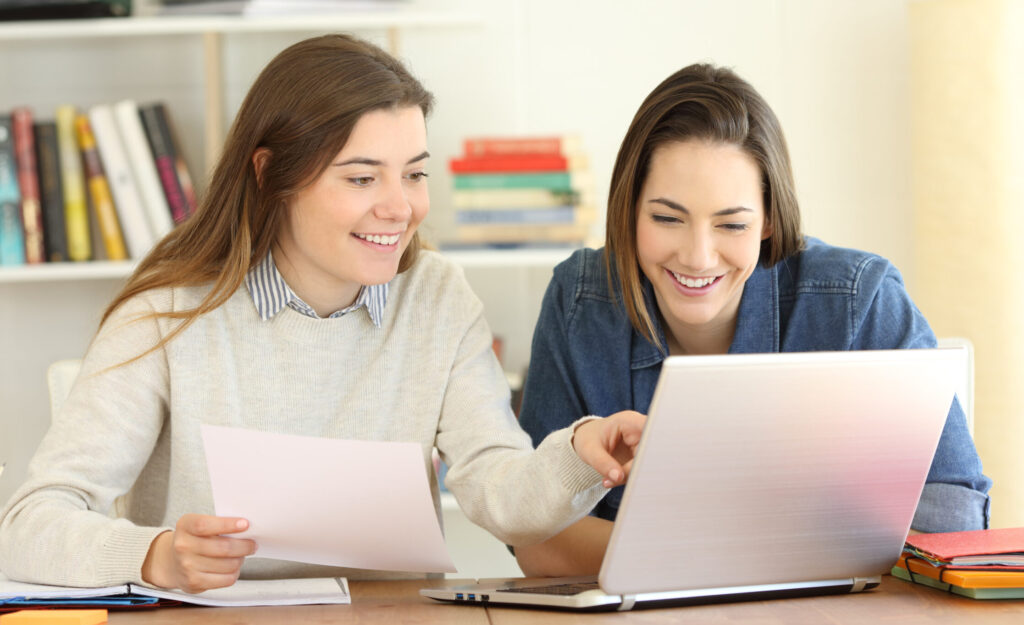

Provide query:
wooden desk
left=107, top=579, right=486, bottom=625
left=102, top=575, right=1024, bottom=624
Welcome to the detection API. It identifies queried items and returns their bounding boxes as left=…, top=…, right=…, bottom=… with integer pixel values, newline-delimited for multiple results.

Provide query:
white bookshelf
left=0, top=248, right=576, bottom=284
left=0, top=11, right=478, bottom=172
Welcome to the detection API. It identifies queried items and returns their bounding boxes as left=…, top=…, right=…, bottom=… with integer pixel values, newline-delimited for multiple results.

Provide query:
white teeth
left=356, top=233, right=400, bottom=245
left=671, top=271, right=716, bottom=288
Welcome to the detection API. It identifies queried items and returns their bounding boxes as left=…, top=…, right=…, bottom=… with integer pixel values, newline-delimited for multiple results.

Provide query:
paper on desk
left=201, top=424, right=456, bottom=573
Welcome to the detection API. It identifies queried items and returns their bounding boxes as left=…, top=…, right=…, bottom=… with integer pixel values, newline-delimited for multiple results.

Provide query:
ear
left=761, top=214, right=773, bottom=241
left=251, top=147, right=271, bottom=189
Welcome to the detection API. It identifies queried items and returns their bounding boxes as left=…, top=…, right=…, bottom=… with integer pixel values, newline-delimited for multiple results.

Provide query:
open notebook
left=422, top=349, right=961, bottom=611
left=0, top=574, right=350, bottom=608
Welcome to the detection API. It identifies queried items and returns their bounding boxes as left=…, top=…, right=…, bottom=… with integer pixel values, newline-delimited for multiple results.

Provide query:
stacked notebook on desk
left=894, top=527, right=1024, bottom=599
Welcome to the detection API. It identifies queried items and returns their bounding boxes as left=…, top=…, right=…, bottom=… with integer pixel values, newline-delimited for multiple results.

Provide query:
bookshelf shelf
left=0, top=10, right=479, bottom=187
left=0, top=12, right=478, bottom=41
left=0, top=248, right=576, bottom=283
left=0, top=261, right=137, bottom=283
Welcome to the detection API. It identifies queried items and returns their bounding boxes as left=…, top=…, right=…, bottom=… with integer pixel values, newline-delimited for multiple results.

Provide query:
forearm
left=514, top=516, right=613, bottom=577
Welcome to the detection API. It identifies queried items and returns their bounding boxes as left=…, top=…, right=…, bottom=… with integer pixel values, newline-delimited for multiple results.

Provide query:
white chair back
left=936, top=337, right=974, bottom=437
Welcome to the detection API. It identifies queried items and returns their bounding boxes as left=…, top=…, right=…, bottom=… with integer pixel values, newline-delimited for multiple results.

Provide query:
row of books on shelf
left=894, top=526, right=1024, bottom=599
left=0, top=101, right=197, bottom=267
left=443, top=134, right=597, bottom=250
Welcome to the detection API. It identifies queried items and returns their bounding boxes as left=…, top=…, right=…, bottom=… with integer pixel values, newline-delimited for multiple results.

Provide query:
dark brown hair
left=102, top=34, right=434, bottom=355
left=606, top=63, right=802, bottom=345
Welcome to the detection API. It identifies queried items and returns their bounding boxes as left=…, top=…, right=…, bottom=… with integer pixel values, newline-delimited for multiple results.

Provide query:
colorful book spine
left=113, top=100, right=173, bottom=239
left=159, top=104, right=198, bottom=217
left=88, top=104, right=155, bottom=259
left=55, top=105, right=90, bottom=261
left=138, top=102, right=189, bottom=224
left=34, top=121, right=67, bottom=262
left=452, top=188, right=581, bottom=209
left=452, top=171, right=591, bottom=192
left=462, top=135, right=582, bottom=158
left=74, top=113, right=127, bottom=261
left=11, top=108, right=45, bottom=264
left=455, top=206, right=578, bottom=225
left=449, top=153, right=588, bottom=174
left=454, top=222, right=593, bottom=244
left=0, top=115, right=26, bottom=265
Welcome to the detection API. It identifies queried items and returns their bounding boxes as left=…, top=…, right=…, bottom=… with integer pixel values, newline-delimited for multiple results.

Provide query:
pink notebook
left=906, top=527, right=1024, bottom=566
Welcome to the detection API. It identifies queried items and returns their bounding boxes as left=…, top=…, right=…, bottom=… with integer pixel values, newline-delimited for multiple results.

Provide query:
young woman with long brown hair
left=0, top=34, right=643, bottom=593
left=514, top=63, right=990, bottom=577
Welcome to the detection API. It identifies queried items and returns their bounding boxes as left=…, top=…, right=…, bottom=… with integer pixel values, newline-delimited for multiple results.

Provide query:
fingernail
left=610, top=469, right=622, bottom=482
left=236, top=519, right=248, bottom=530
left=603, top=479, right=613, bottom=488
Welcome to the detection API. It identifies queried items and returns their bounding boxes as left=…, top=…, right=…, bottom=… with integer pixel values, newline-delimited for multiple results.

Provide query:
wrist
left=141, top=530, right=174, bottom=588
left=570, top=416, right=602, bottom=453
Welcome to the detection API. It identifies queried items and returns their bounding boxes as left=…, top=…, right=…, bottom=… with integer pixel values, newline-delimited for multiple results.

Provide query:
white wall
left=0, top=1, right=915, bottom=506
left=404, top=0, right=914, bottom=282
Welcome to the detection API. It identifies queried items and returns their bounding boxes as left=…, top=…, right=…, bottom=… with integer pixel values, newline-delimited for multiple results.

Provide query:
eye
left=406, top=171, right=430, bottom=182
left=651, top=214, right=681, bottom=224
left=348, top=176, right=374, bottom=187
left=719, top=223, right=751, bottom=232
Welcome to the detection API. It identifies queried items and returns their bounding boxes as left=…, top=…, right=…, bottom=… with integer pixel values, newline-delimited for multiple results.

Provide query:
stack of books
left=445, top=135, right=596, bottom=250
left=893, top=527, right=1024, bottom=599
left=0, top=101, right=196, bottom=266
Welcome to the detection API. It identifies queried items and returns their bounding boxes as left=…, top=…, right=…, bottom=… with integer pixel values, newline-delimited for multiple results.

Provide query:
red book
left=448, top=153, right=588, bottom=174
left=906, top=527, right=1024, bottom=566
left=462, top=135, right=581, bottom=158
left=11, top=107, right=45, bottom=264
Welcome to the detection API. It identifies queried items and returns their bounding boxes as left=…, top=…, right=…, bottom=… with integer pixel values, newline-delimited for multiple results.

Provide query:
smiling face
left=635, top=139, right=769, bottom=354
left=270, top=106, right=429, bottom=317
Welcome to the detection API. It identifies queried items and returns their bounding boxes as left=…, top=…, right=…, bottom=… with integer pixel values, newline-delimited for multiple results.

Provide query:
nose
left=677, top=226, right=716, bottom=272
left=374, top=177, right=413, bottom=222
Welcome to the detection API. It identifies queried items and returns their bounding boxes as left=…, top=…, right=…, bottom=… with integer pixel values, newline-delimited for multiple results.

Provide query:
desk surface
left=105, top=575, right=1024, bottom=624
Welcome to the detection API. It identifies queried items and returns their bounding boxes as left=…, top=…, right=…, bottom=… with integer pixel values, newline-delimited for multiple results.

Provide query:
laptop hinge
left=617, top=594, right=638, bottom=611
left=851, top=577, right=870, bottom=593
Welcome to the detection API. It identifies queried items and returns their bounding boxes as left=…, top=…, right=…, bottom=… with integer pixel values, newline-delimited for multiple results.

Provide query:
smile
left=670, top=270, right=719, bottom=289
left=354, top=233, right=401, bottom=246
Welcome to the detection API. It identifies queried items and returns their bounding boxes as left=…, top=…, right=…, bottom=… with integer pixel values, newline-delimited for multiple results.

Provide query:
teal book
left=453, top=171, right=590, bottom=192
left=0, top=115, right=26, bottom=266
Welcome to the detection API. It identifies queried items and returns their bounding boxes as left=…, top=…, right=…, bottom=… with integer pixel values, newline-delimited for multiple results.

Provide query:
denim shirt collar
left=629, top=261, right=780, bottom=369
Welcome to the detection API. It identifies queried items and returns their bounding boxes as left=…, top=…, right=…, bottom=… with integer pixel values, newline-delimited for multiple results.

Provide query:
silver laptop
left=422, top=349, right=960, bottom=611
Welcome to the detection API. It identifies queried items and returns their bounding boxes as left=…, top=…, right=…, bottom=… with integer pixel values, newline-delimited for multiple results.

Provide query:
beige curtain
left=910, top=0, right=1024, bottom=527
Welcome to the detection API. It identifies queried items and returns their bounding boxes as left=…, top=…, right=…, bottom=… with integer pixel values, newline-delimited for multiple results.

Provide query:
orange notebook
left=897, top=554, right=1024, bottom=589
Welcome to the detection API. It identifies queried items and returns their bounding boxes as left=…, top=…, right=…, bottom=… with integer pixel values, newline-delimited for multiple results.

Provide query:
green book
left=892, top=565, right=1024, bottom=599
left=453, top=172, right=590, bottom=192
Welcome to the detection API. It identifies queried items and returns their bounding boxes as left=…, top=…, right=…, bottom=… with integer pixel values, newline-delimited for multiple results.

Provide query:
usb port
left=469, top=593, right=476, bottom=600
left=456, top=593, right=464, bottom=600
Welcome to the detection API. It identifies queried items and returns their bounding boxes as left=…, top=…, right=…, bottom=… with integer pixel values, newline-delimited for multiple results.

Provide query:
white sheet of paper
left=201, top=424, right=456, bottom=573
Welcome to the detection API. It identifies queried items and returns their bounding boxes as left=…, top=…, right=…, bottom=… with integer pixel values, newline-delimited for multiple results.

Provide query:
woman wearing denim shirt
left=515, top=63, right=991, bottom=577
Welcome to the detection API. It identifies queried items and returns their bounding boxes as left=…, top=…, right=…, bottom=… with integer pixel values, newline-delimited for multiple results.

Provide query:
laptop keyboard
left=501, top=581, right=600, bottom=596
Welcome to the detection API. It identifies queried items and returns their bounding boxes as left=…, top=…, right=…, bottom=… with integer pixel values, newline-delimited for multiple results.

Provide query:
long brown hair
left=102, top=34, right=434, bottom=356
left=606, top=63, right=803, bottom=346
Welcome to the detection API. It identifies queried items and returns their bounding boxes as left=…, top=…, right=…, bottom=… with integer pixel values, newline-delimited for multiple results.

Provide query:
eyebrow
left=649, top=197, right=753, bottom=217
left=335, top=151, right=431, bottom=167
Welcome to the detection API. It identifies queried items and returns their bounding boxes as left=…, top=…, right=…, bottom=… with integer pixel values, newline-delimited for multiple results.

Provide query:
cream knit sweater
left=0, top=251, right=606, bottom=587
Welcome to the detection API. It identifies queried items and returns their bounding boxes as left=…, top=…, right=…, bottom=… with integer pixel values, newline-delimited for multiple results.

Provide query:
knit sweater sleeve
left=0, top=292, right=172, bottom=587
left=432, top=270, right=607, bottom=547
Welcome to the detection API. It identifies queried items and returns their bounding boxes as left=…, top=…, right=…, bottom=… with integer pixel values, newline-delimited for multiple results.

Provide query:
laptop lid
left=599, top=348, right=958, bottom=595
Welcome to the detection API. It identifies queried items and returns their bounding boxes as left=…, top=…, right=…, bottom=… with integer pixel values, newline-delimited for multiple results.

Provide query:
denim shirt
left=519, top=237, right=991, bottom=533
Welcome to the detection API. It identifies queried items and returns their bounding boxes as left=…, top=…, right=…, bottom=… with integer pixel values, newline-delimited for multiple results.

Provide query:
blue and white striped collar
left=244, top=251, right=388, bottom=326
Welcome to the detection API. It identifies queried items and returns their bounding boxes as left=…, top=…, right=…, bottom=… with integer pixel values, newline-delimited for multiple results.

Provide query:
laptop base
left=421, top=575, right=880, bottom=612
